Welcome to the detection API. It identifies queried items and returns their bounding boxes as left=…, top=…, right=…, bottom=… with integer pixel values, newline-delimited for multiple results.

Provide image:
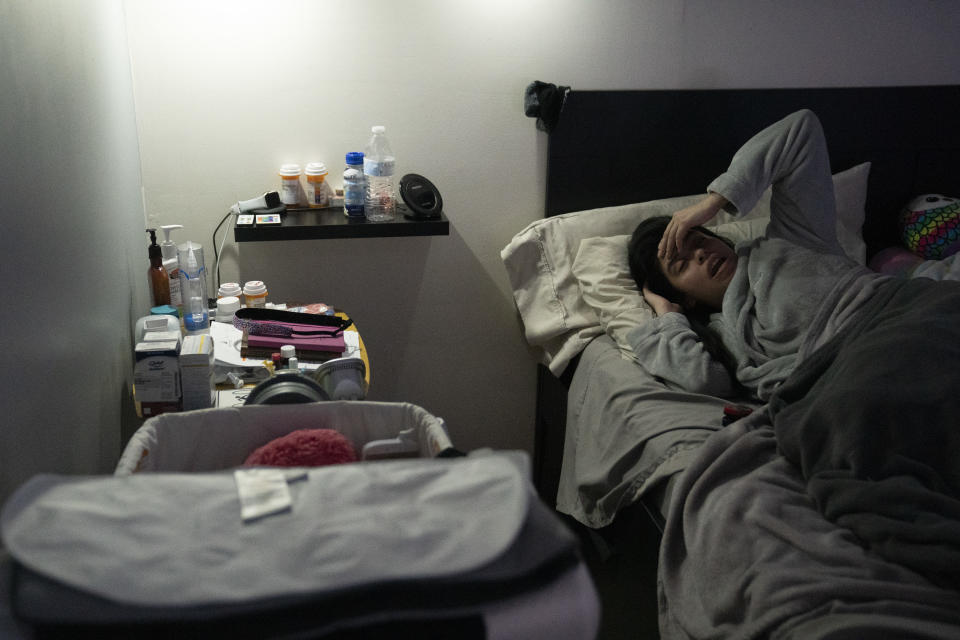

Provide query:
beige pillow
left=571, top=234, right=651, bottom=360
left=833, top=162, right=870, bottom=263
left=501, top=195, right=701, bottom=375
left=502, top=163, right=870, bottom=373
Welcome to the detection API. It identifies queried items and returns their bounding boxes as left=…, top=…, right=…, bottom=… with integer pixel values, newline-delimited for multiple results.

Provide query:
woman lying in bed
left=627, top=108, right=958, bottom=401
left=627, top=108, right=960, bottom=592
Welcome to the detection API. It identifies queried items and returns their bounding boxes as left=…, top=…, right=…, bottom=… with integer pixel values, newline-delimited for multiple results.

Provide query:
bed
left=502, top=85, right=960, bottom=638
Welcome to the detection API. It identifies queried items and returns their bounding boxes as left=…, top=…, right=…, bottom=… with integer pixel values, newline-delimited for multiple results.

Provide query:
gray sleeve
left=626, top=313, right=737, bottom=398
left=707, top=109, right=843, bottom=256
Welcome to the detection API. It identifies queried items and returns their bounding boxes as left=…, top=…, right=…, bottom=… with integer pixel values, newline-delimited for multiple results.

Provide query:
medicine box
left=134, top=340, right=181, bottom=415
left=180, top=334, right=215, bottom=411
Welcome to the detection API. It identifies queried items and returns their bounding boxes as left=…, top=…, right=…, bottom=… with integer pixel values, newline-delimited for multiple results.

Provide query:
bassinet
left=2, top=402, right=599, bottom=639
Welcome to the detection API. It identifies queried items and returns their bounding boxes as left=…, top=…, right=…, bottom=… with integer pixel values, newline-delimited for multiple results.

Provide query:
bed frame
left=533, top=85, right=960, bottom=510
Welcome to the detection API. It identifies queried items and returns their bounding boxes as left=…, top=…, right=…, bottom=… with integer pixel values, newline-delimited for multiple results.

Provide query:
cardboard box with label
left=180, top=334, right=215, bottom=411
left=134, top=340, right=181, bottom=416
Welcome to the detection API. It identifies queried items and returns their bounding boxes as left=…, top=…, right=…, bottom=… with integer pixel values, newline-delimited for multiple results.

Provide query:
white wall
left=0, top=0, right=146, bottom=506
left=122, top=0, right=960, bottom=456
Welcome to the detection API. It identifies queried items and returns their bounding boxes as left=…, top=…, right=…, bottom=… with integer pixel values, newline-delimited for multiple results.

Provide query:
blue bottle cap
left=151, top=305, right=179, bottom=318
left=345, top=152, right=364, bottom=164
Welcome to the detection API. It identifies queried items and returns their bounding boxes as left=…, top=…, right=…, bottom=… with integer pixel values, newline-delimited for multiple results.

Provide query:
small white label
left=133, top=369, right=179, bottom=402
left=168, top=274, right=182, bottom=306
left=280, top=180, right=300, bottom=205
left=234, top=469, right=293, bottom=522
left=363, top=157, right=395, bottom=177
left=237, top=214, right=255, bottom=225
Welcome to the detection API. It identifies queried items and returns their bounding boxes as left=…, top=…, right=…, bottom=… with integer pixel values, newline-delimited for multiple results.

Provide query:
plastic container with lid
left=215, top=296, right=241, bottom=323
left=150, top=305, right=179, bottom=319
left=243, top=281, right=269, bottom=308
left=279, top=164, right=302, bottom=208
left=304, top=162, right=330, bottom=208
left=218, top=282, right=242, bottom=299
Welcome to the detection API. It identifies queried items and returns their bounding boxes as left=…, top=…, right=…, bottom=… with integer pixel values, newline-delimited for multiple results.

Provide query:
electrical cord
left=211, top=192, right=279, bottom=294
left=212, top=209, right=234, bottom=292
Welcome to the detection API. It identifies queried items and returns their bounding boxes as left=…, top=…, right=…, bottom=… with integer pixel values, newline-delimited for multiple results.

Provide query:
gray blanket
left=659, top=276, right=960, bottom=639
left=770, top=276, right=960, bottom=588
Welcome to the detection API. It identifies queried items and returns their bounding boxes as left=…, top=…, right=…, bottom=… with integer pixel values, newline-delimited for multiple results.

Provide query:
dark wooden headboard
left=546, top=86, right=960, bottom=259
left=533, top=85, right=960, bottom=505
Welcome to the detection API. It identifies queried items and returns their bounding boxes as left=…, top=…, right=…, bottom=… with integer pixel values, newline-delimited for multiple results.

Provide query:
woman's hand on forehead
left=659, top=193, right=729, bottom=260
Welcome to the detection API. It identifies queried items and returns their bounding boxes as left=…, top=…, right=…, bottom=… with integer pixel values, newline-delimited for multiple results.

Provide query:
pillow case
left=502, top=194, right=702, bottom=375
left=501, top=163, right=870, bottom=374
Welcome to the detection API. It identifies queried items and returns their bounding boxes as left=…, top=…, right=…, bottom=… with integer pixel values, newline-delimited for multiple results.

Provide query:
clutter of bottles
left=145, top=225, right=271, bottom=331
left=138, top=127, right=395, bottom=417
left=143, top=124, right=398, bottom=337
left=139, top=227, right=279, bottom=416
left=274, top=125, right=398, bottom=221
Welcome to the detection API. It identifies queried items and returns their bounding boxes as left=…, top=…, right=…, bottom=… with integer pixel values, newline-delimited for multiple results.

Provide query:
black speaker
left=398, top=173, right=443, bottom=219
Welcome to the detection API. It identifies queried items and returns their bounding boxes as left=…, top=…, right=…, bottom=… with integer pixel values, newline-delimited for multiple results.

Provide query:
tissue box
left=180, top=334, right=215, bottom=411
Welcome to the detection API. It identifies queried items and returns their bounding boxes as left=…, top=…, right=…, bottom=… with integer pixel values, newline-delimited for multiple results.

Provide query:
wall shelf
left=233, top=206, right=449, bottom=242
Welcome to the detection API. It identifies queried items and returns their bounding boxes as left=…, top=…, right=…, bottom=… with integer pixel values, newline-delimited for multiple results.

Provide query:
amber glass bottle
left=147, top=229, right=171, bottom=307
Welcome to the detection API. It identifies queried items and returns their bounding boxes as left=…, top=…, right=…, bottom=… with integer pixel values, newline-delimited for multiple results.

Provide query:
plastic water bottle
left=343, top=152, right=365, bottom=218
left=363, top=125, right=396, bottom=221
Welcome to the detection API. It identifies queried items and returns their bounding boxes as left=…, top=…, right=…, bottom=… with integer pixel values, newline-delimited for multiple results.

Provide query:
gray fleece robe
left=627, top=109, right=888, bottom=401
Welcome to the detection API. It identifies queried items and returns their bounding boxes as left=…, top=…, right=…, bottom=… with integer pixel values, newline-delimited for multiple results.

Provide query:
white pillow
left=570, top=234, right=651, bottom=360
left=834, top=162, right=870, bottom=264
left=501, top=163, right=870, bottom=374
left=502, top=195, right=701, bottom=375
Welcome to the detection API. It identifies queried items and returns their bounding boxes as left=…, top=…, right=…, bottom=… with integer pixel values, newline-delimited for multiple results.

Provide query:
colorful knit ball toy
left=899, top=194, right=960, bottom=260
left=244, top=429, right=357, bottom=467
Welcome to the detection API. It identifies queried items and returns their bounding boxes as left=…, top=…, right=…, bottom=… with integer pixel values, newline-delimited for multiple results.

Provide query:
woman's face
left=658, top=230, right=737, bottom=311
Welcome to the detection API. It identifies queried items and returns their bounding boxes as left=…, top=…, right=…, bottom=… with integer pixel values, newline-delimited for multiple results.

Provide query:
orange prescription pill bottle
left=279, top=164, right=302, bottom=208
left=243, top=280, right=268, bottom=308
left=305, top=162, right=330, bottom=208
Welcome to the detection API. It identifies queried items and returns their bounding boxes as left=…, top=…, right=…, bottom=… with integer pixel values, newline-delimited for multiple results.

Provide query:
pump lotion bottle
left=146, top=229, right=171, bottom=307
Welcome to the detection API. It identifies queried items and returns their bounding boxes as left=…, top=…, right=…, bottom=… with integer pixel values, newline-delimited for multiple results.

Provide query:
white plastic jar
left=215, top=296, right=241, bottom=323
left=217, top=282, right=242, bottom=299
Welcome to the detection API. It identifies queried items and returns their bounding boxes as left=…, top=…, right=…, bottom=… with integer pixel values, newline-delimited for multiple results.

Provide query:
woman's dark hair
left=628, top=217, right=682, bottom=306
left=628, top=216, right=741, bottom=382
